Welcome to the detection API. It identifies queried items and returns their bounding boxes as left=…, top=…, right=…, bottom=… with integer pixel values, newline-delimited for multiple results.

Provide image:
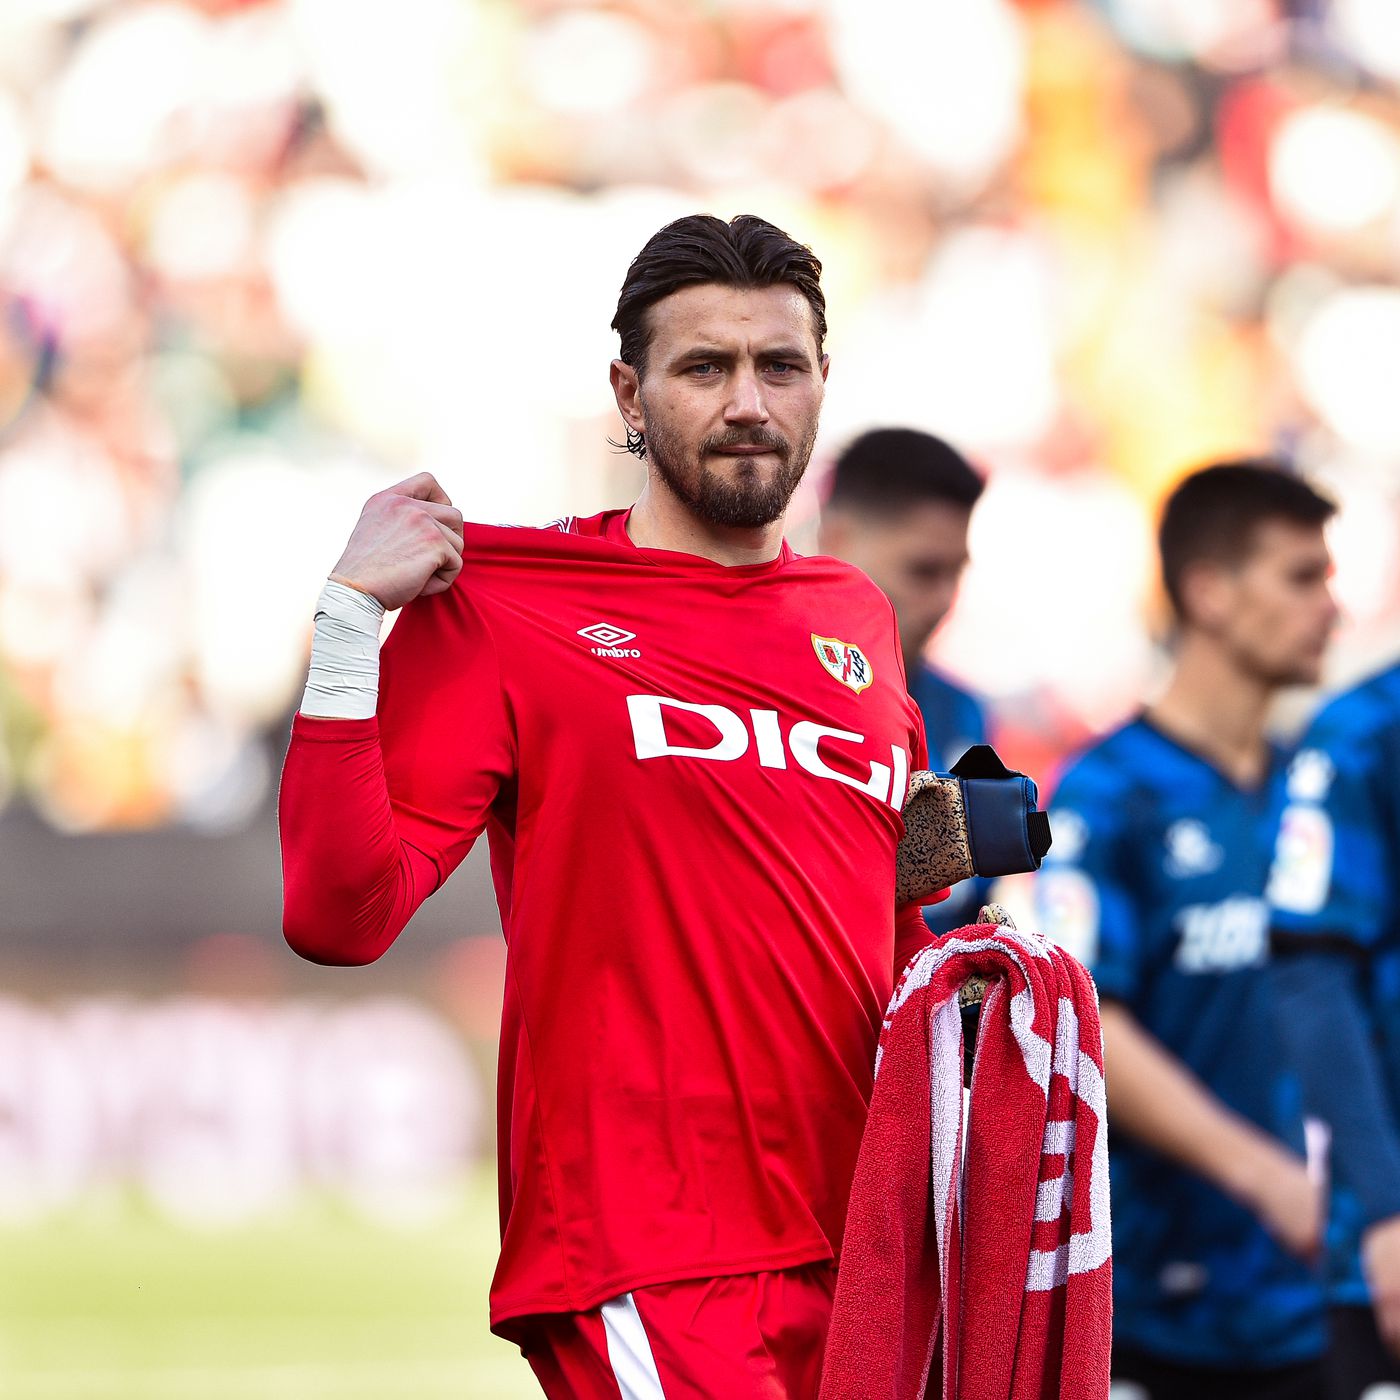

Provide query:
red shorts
left=518, top=1262, right=837, bottom=1399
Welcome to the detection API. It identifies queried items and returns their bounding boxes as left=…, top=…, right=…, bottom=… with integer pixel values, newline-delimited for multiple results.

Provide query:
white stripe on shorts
left=600, top=1292, right=667, bottom=1399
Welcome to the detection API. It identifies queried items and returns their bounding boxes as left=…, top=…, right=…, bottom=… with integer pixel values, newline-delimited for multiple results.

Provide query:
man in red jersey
left=280, top=215, right=975, bottom=1398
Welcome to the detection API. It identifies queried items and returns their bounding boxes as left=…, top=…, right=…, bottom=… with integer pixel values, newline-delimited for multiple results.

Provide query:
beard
left=643, top=418, right=817, bottom=530
left=1255, top=652, right=1326, bottom=689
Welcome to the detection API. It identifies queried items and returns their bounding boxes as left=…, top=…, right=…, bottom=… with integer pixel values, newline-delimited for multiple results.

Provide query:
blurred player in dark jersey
left=1035, top=462, right=1338, bottom=1399
left=1270, top=665, right=1400, bottom=1398
left=279, top=215, right=983, bottom=1398
left=819, top=427, right=991, bottom=936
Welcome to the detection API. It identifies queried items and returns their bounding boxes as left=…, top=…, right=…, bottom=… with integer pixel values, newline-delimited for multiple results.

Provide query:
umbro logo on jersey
left=578, top=622, right=641, bottom=658
left=812, top=634, right=873, bottom=693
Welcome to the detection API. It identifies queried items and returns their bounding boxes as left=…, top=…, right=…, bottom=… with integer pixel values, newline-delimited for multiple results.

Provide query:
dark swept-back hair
left=1159, top=458, right=1336, bottom=621
left=826, top=428, right=984, bottom=518
left=611, top=214, right=826, bottom=456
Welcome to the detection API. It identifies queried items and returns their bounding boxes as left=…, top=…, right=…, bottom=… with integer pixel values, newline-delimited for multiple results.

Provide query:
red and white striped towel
left=820, top=924, right=1112, bottom=1400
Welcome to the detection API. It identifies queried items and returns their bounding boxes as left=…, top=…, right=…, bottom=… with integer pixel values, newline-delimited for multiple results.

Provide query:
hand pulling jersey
left=1032, top=717, right=1324, bottom=1368
left=279, top=510, right=932, bottom=1340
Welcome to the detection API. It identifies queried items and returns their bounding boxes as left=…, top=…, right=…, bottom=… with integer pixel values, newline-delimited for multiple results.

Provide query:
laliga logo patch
left=811, top=634, right=873, bottom=694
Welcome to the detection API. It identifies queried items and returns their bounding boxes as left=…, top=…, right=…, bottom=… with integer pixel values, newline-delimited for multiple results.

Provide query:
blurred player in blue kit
left=819, top=427, right=992, bottom=934
left=1035, top=462, right=1339, bottom=1398
left=1270, top=664, right=1400, bottom=1399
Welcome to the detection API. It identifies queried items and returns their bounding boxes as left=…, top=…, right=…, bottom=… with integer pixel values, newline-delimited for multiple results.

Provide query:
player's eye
left=766, top=361, right=797, bottom=376
left=687, top=362, right=720, bottom=377
left=907, top=561, right=964, bottom=583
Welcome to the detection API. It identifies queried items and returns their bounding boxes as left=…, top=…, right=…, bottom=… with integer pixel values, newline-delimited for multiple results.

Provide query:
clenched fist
left=1239, top=1143, right=1324, bottom=1262
left=330, top=472, right=465, bottom=611
left=1363, top=1214, right=1400, bottom=1358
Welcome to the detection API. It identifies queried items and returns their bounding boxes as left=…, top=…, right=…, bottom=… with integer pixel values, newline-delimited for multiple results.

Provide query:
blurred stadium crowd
left=2, top=0, right=1400, bottom=834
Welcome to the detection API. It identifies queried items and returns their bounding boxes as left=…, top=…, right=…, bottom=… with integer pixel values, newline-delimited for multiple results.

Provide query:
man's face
left=613, top=283, right=828, bottom=529
left=1193, top=520, right=1338, bottom=686
left=820, top=501, right=972, bottom=667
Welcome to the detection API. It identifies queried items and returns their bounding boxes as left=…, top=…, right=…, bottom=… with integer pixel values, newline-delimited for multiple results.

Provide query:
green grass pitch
left=0, top=1167, right=538, bottom=1399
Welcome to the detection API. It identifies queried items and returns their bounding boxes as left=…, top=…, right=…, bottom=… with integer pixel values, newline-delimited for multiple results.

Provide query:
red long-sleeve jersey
left=279, top=510, right=935, bottom=1339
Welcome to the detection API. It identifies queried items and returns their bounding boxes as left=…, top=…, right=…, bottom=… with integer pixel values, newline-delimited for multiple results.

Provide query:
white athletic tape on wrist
left=299, top=580, right=386, bottom=720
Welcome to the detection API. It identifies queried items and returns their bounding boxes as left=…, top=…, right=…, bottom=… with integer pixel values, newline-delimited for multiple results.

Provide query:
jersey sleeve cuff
left=291, top=712, right=381, bottom=741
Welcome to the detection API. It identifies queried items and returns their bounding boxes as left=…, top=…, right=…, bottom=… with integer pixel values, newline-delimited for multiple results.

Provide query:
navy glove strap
left=940, top=744, right=1053, bottom=878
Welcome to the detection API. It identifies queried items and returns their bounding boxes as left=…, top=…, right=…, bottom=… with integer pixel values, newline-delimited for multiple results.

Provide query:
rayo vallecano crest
left=811, top=634, right=873, bottom=693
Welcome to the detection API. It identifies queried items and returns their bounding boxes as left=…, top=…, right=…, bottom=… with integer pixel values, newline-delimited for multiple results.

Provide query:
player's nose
left=723, top=368, right=769, bottom=425
left=1316, top=584, right=1342, bottom=637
